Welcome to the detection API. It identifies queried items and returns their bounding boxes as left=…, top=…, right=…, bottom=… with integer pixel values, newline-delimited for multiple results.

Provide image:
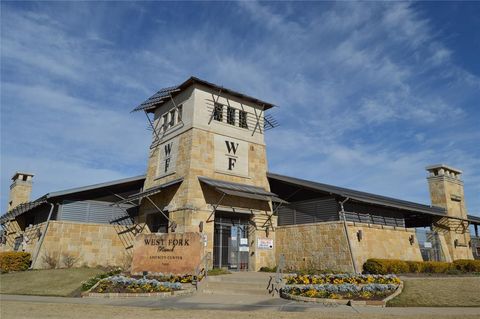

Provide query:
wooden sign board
left=131, top=232, right=203, bottom=275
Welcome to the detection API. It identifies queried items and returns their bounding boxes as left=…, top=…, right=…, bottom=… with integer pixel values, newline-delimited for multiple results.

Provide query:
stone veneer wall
left=25, top=221, right=128, bottom=269
left=346, top=223, right=423, bottom=271
left=276, top=221, right=426, bottom=273
left=8, top=180, right=33, bottom=212
left=275, top=222, right=354, bottom=272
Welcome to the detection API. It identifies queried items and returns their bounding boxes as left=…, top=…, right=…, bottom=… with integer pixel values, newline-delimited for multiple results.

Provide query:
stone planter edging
left=280, top=282, right=404, bottom=307
left=81, top=279, right=196, bottom=298
left=82, top=287, right=195, bottom=298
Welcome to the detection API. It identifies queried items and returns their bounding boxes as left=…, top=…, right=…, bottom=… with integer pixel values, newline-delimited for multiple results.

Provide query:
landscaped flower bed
left=282, top=283, right=399, bottom=300
left=128, top=273, right=198, bottom=283
left=281, top=274, right=402, bottom=302
left=285, top=273, right=401, bottom=285
left=81, top=271, right=200, bottom=293
left=91, top=275, right=183, bottom=293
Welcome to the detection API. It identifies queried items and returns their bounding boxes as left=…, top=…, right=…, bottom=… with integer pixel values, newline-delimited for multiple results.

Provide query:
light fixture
left=357, top=230, right=363, bottom=242
left=409, top=235, right=415, bottom=245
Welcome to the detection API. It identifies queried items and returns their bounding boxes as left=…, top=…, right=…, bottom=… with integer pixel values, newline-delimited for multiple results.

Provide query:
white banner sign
left=257, top=238, right=274, bottom=250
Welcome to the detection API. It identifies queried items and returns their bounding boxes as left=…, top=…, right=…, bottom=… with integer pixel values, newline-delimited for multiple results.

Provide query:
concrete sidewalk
left=2, top=293, right=480, bottom=316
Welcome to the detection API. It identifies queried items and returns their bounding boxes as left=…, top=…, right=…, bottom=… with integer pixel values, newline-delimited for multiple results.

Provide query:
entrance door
left=213, top=213, right=249, bottom=270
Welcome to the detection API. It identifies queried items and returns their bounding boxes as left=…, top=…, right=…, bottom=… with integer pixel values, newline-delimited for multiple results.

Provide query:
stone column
left=426, top=164, right=473, bottom=260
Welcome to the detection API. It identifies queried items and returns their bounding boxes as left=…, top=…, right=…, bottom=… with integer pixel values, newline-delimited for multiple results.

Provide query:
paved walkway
left=2, top=272, right=480, bottom=316
left=2, top=292, right=480, bottom=316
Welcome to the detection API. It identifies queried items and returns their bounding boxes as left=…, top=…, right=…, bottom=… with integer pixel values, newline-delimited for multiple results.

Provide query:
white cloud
left=1, top=2, right=479, bottom=215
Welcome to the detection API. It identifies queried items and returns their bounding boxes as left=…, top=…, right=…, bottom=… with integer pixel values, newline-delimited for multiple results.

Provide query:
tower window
left=214, top=103, right=223, bottom=122
left=169, top=109, right=176, bottom=127
left=227, top=107, right=236, bottom=125
left=239, top=111, right=248, bottom=129
left=177, top=105, right=183, bottom=123
left=162, top=114, right=169, bottom=131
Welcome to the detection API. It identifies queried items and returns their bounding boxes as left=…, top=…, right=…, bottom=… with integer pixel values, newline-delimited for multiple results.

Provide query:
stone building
left=1, top=76, right=479, bottom=272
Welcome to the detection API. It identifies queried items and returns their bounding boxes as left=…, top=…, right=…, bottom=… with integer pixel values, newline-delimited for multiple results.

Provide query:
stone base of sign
left=131, top=232, right=204, bottom=275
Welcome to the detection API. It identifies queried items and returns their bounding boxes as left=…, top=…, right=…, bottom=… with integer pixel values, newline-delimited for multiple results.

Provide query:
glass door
left=213, top=213, right=249, bottom=270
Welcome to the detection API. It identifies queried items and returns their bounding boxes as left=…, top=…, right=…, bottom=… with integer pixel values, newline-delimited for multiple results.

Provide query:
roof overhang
left=199, top=176, right=287, bottom=204
left=0, top=199, right=48, bottom=224
left=468, top=214, right=480, bottom=225
left=132, top=76, right=276, bottom=113
left=113, top=178, right=183, bottom=205
left=267, top=172, right=447, bottom=218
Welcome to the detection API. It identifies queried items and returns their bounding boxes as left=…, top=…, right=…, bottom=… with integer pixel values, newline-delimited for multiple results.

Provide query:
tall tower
left=426, top=164, right=473, bottom=260
left=8, top=172, right=34, bottom=211
left=133, top=77, right=279, bottom=270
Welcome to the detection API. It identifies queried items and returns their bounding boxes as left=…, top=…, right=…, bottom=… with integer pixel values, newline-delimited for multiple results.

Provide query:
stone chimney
left=426, top=164, right=473, bottom=260
left=426, top=164, right=466, bottom=219
left=8, top=172, right=34, bottom=211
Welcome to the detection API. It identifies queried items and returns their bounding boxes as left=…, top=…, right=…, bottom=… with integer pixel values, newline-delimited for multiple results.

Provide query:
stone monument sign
left=131, top=232, right=204, bottom=275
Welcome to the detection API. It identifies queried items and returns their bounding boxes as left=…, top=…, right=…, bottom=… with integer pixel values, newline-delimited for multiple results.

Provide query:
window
left=169, top=109, right=176, bottom=127
left=146, top=213, right=168, bottom=233
left=177, top=105, right=183, bottom=123
left=227, top=107, right=236, bottom=125
left=162, top=114, right=168, bottom=131
left=214, top=103, right=223, bottom=121
left=239, top=110, right=248, bottom=129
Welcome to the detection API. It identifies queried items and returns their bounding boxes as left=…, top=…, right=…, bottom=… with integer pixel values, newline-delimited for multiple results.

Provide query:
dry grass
left=0, top=268, right=104, bottom=297
left=388, top=277, right=480, bottom=307
left=1, top=301, right=478, bottom=319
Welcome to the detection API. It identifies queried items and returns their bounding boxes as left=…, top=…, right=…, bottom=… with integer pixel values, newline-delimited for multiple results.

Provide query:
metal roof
left=132, top=76, right=276, bottom=113
left=46, top=175, right=146, bottom=198
left=0, top=199, right=48, bottom=224
left=198, top=176, right=286, bottom=203
left=468, top=214, right=480, bottom=224
left=0, top=175, right=147, bottom=224
left=113, top=178, right=183, bottom=205
left=267, top=172, right=447, bottom=217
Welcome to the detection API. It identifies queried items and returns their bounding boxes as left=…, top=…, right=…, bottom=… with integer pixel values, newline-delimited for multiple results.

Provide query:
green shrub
left=362, top=259, right=386, bottom=274
left=0, top=252, right=31, bottom=273
left=422, top=261, right=452, bottom=273
left=364, top=258, right=480, bottom=274
left=406, top=261, right=423, bottom=273
left=363, top=259, right=409, bottom=275
left=453, top=259, right=480, bottom=272
left=259, top=266, right=277, bottom=272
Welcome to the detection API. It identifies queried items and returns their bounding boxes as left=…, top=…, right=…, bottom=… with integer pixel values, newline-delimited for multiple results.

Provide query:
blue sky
left=1, top=2, right=479, bottom=217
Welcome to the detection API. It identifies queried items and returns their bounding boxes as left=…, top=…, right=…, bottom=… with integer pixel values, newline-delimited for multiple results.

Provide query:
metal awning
left=113, top=178, right=183, bottom=205
left=0, top=199, right=48, bottom=224
left=198, top=176, right=287, bottom=204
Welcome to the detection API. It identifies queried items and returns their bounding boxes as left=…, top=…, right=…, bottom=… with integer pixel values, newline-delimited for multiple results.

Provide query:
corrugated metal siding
left=343, top=211, right=405, bottom=227
left=278, top=198, right=339, bottom=226
left=60, top=200, right=132, bottom=225
left=343, top=201, right=406, bottom=227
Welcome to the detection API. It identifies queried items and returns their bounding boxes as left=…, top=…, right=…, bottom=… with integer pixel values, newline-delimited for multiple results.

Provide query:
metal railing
left=267, top=254, right=285, bottom=296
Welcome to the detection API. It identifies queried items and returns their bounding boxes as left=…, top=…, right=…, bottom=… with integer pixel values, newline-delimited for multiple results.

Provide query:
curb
left=81, top=279, right=196, bottom=298
left=82, top=288, right=195, bottom=298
